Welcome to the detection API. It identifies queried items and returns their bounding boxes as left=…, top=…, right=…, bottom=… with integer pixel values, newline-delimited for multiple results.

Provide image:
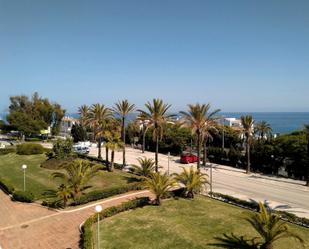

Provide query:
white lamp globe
left=22, top=164, right=27, bottom=170
left=95, top=205, right=102, bottom=213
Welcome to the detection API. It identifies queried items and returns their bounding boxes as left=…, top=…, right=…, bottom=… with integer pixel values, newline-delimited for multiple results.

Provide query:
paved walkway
left=0, top=190, right=151, bottom=249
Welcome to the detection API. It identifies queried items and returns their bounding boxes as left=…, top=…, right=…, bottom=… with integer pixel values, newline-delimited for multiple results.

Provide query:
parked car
left=73, top=146, right=90, bottom=154
left=180, top=153, right=199, bottom=164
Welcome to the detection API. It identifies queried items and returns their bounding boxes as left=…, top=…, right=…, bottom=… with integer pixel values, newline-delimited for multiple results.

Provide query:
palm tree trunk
left=110, top=150, right=115, bottom=172
left=155, top=196, right=161, bottom=205
left=142, top=127, right=146, bottom=153
left=98, top=137, right=102, bottom=159
left=197, top=130, right=201, bottom=171
left=261, top=242, right=273, bottom=249
left=246, top=138, right=250, bottom=174
left=105, top=146, right=109, bottom=166
left=122, top=117, right=126, bottom=167
left=203, top=137, right=208, bottom=167
left=155, top=133, right=159, bottom=172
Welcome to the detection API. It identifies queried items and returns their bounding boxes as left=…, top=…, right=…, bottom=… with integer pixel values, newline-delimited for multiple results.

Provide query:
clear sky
left=0, top=0, right=308, bottom=113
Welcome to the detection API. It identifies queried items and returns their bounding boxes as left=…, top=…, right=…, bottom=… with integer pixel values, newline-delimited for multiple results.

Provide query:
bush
left=16, top=143, right=44, bottom=155
left=52, top=138, right=73, bottom=159
left=81, top=197, right=150, bottom=249
left=72, top=183, right=141, bottom=206
left=0, top=147, right=16, bottom=155
left=25, top=137, right=42, bottom=142
left=40, top=158, right=74, bottom=170
left=77, top=153, right=123, bottom=170
left=0, top=177, right=15, bottom=194
left=12, top=190, right=35, bottom=203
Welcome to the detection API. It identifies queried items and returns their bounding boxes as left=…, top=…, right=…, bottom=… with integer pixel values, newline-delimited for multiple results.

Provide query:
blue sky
left=0, top=0, right=308, bottom=113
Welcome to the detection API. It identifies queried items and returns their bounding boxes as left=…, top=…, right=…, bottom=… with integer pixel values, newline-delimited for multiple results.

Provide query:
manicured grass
left=0, top=153, right=139, bottom=200
left=96, top=197, right=308, bottom=249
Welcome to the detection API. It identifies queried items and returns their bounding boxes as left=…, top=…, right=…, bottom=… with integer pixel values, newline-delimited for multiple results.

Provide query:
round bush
left=16, top=143, right=44, bottom=155
left=12, top=190, right=35, bottom=203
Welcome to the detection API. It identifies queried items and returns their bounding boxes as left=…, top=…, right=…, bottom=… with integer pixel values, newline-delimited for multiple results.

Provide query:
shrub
left=0, top=177, right=15, bottom=194
left=16, top=143, right=44, bottom=155
left=12, top=190, right=35, bottom=203
left=0, top=147, right=16, bottom=155
left=81, top=197, right=150, bottom=249
left=72, top=183, right=141, bottom=206
left=52, top=138, right=73, bottom=159
left=41, top=158, right=73, bottom=170
left=25, top=137, right=42, bottom=142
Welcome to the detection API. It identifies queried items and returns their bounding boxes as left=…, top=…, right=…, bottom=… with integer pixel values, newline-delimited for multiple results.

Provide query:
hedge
left=0, top=177, right=15, bottom=194
left=211, top=192, right=309, bottom=228
left=72, top=182, right=142, bottom=206
left=80, top=197, right=150, bottom=249
left=77, top=153, right=123, bottom=170
left=12, top=190, right=35, bottom=203
left=16, top=143, right=44, bottom=155
left=0, top=147, right=16, bottom=155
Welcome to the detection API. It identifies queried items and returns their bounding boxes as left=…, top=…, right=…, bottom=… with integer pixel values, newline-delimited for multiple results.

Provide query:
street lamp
left=95, top=205, right=102, bottom=249
left=21, top=164, right=27, bottom=191
left=208, top=155, right=214, bottom=197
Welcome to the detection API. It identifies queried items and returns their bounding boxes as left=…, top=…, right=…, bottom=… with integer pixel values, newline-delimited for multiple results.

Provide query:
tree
left=138, top=99, right=173, bottom=172
left=173, top=167, right=209, bottom=198
left=137, top=112, right=150, bottom=153
left=143, top=172, right=174, bottom=205
left=255, top=121, right=272, bottom=140
left=56, top=184, right=72, bottom=207
left=304, top=124, right=309, bottom=186
left=126, top=121, right=140, bottom=146
left=7, top=93, right=65, bottom=136
left=130, top=157, right=156, bottom=178
left=51, top=159, right=100, bottom=198
left=247, top=202, right=304, bottom=249
left=180, top=104, right=220, bottom=171
left=85, top=104, right=112, bottom=159
left=52, top=138, right=73, bottom=159
left=112, top=100, right=135, bottom=167
left=78, top=105, right=89, bottom=127
left=241, top=115, right=254, bottom=174
left=71, top=124, right=87, bottom=142
left=105, top=122, right=123, bottom=171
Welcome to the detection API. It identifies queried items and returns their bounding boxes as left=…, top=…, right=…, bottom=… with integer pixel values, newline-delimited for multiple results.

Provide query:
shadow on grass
left=209, top=233, right=260, bottom=249
left=122, top=175, right=142, bottom=183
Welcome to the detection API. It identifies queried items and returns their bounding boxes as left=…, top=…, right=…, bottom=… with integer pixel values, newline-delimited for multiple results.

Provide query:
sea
left=1, top=112, right=309, bottom=135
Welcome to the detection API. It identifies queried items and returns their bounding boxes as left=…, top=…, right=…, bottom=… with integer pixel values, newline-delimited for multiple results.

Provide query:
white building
left=60, top=116, right=79, bottom=137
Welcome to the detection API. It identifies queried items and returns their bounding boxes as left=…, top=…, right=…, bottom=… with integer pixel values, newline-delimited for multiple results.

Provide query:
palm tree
left=247, top=202, right=304, bottom=249
left=180, top=103, right=220, bottom=171
left=255, top=121, right=272, bottom=140
left=105, top=125, right=124, bottom=172
left=51, top=159, right=100, bottom=198
left=78, top=104, right=89, bottom=127
left=138, top=99, right=173, bottom=171
left=173, top=167, right=209, bottom=198
left=144, top=172, right=174, bottom=205
left=137, top=112, right=150, bottom=153
left=241, top=115, right=254, bottom=174
left=56, top=184, right=72, bottom=207
left=130, top=157, right=156, bottom=178
left=304, top=124, right=309, bottom=186
left=86, top=104, right=112, bottom=159
left=113, top=100, right=135, bottom=167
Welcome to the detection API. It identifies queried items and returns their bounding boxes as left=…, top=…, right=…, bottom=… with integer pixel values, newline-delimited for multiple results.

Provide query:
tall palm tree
left=137, top=112, right=150, bottom=153
left=130, top=157, right=156, bottom=178
left=105, top=124, right=124, bottom=172
left=241, top=115, right=254, bottom=174
left=255, top=121, right=272, bottom=140
left=173, top=167, right=209, bottom=198
left=78, top=105, right=89, bottom=127
left=180, top=103, right=220, bottom=170
left=247, top=202, right=304, bottom=249
left=304, top=124, right=309, bottom=186
left=51, top=159, right=100, bottom=198
left=144, top=172, right=174, bottom=205
left=138, top=99, right=173, bottom=171
left=112, top=100, right=135, bottom=167
left=86, top=104, right=112, bottom=159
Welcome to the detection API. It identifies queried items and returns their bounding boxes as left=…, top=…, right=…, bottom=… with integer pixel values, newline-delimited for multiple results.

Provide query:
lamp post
left=95, top=205, right=102, bottom=249
left=208, top=155, right=214, bottom=197
left=167, top=152, right=170, bottom=175
left=21, top=164, right=27, bottom=191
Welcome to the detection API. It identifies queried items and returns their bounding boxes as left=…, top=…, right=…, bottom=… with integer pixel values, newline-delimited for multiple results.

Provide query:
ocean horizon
left=1, top=112, right=309, bottom=134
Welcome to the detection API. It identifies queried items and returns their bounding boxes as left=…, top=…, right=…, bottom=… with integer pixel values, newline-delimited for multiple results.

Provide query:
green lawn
left=0, top=153, right=139, bottom=200
left=96, top=197, right=309, bottom=249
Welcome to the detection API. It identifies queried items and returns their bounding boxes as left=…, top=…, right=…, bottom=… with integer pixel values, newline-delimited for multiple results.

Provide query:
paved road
left=89, top=146, right=309, bottom=218
left=0, top=190, right=151, bottom=249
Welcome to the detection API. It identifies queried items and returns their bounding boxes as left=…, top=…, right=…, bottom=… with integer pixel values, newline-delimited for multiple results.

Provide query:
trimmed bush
left=72, top=183, right=141, bottom=206
left=0, top=177, right=15, bottom=194
left=16, top=143, right=44, bottom=155
left=0, top=147, right=16, bottom=155
left=12, top=190, right=35, bottom=203
left=81, top=197, right=150, bottom=249
left=25, top=137, right=42, bottom=142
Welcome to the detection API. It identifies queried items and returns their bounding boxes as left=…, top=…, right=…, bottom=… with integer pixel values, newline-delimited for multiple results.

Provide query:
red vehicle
left=180, top=153, right=199, bottom=164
